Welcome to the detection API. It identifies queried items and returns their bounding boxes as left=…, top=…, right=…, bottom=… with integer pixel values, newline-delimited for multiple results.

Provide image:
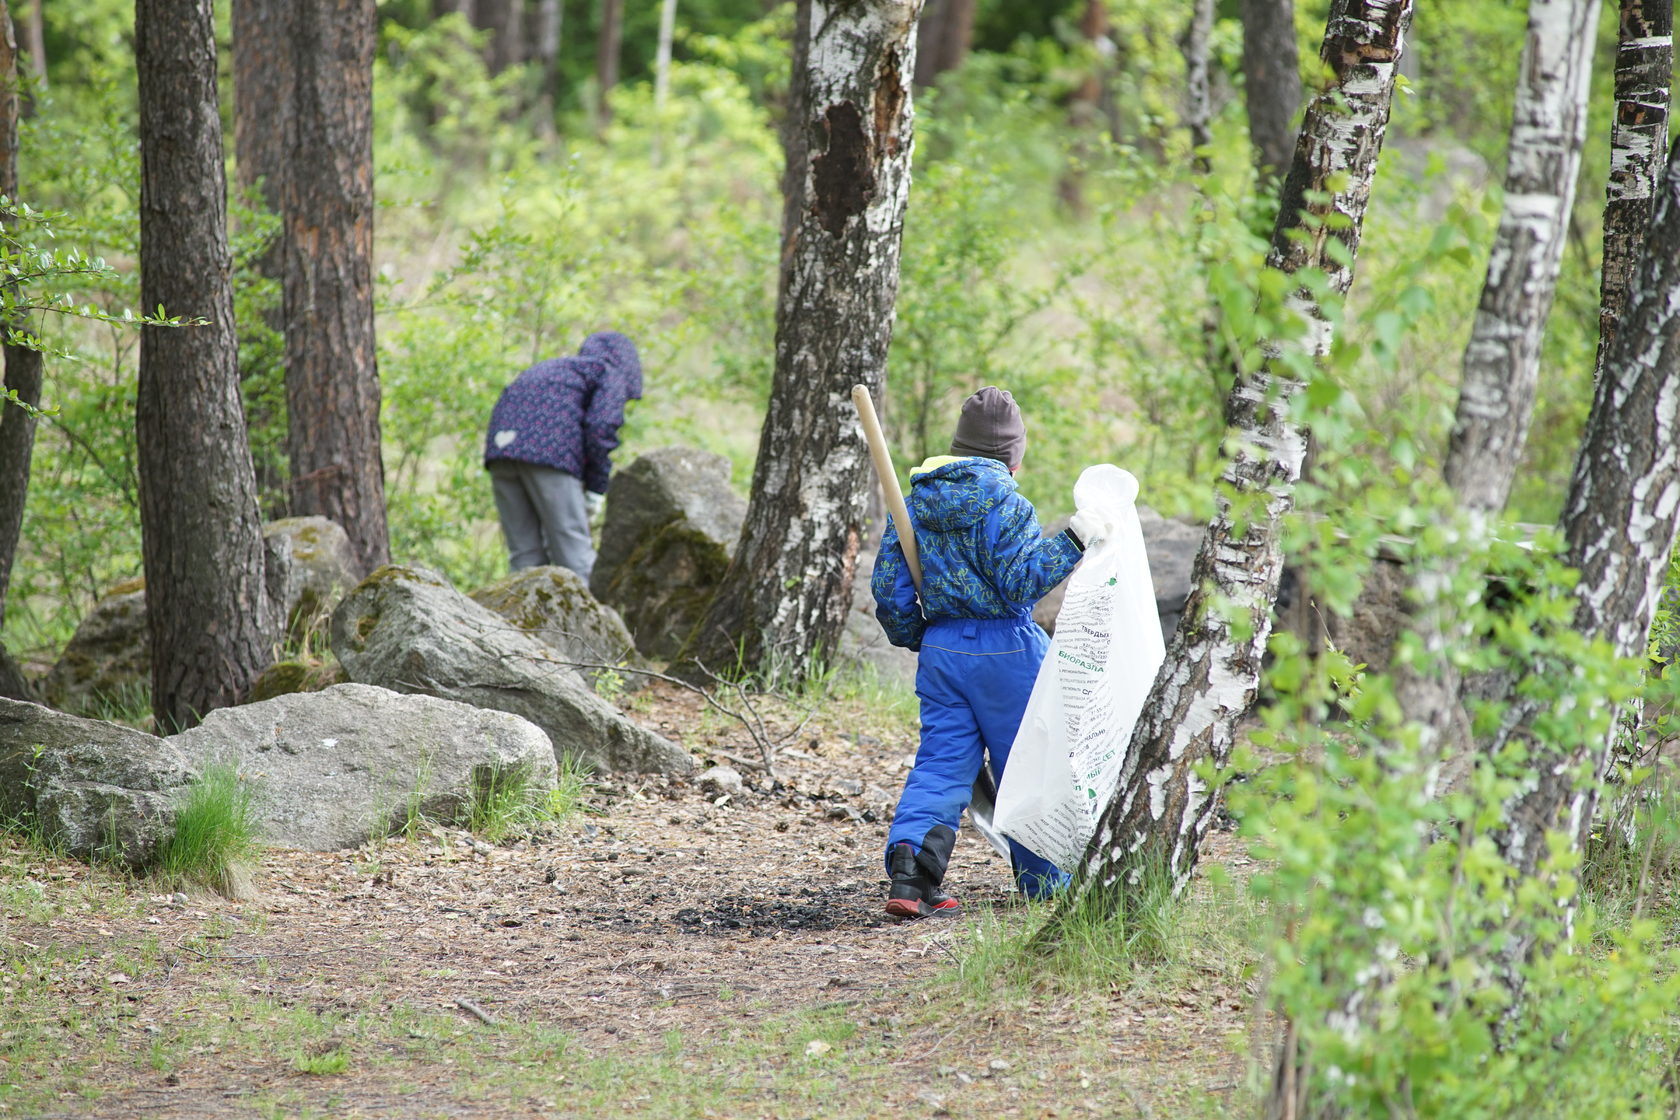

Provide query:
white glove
left=586, top=491, right=606, bottom=520
left=1068, top=508, right=1111, bottom=550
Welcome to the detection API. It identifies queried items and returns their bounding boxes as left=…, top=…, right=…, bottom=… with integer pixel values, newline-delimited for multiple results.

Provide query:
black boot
left=884, top=827, right=962, bottom=920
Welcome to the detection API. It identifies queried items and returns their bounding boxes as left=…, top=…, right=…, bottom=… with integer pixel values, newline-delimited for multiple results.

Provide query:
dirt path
left=2, top=683, right=1254, bottom=1118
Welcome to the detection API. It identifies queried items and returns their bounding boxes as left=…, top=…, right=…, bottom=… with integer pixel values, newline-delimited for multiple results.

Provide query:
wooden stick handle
left=851, top=385, right=922, bottom=592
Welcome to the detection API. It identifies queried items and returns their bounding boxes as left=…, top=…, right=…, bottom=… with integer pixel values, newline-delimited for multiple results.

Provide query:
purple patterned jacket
left=483, top=332, right=643, bottom=495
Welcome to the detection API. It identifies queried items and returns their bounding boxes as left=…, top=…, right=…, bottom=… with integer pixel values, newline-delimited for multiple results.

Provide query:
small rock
left=831, top=779, right=864, bottom=797
left=699, top=765, right=744, bottom=796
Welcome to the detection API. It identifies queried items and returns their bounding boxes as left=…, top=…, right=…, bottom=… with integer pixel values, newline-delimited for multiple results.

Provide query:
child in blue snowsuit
left=873, top=387, right=1107, bottom=920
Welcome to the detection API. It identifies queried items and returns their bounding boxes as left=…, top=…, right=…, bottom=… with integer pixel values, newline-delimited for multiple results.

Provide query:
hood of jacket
left=578, top=331, right=643, bottom=400
left=906, top=455, right=1017, bottom=533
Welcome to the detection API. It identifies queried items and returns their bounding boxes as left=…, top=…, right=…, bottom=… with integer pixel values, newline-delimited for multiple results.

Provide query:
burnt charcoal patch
left=673, top=886, right=889, bottom=936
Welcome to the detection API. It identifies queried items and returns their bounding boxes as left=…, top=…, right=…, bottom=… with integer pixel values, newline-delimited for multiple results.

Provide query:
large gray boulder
left=1032, top=506, right=1204, bottom=643
left=40, top=579, right=149, bottom=719
left=169, top=684, right=557, bottom=851
left=263, top=516, right=362, bottom=644
left=41, top=518, right=362, bottom=719
left=470, top=565, right=651, bottom=691
left=590, top=447, right=747, bottom=659
left=0, top=697, right=193, bottom=867
left=837, top=551, right=918, bottom=687
left=330, top=565, right=692, bottom=775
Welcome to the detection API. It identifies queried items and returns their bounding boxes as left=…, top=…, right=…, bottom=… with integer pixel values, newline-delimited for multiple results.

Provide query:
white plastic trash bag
left=994, top=464, right=1167, bottom=872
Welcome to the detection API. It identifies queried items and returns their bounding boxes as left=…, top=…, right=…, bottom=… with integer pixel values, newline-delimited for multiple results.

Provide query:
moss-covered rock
left=590, top=447, right=747, bottom=661
left=469, top=566, right=652, bottom=689
left=248, top=656, right=347, bottom=703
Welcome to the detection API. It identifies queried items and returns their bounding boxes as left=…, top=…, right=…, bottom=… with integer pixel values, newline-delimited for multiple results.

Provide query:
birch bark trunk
left=1184, top=0, right=1215, bottom=175
left=1392, top=0, right=1601, bottom=778
left=1063, top=0, right=1415, bottom=909
left=682, top=0, right=922, bottom=683
left=1598, top=0, right=1672, bottom=376
left=1488, top=132, right=1680, bottom=954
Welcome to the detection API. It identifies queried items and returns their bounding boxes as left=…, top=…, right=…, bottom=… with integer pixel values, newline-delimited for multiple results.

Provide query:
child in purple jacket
left=484, top=331, right=642, bottom=582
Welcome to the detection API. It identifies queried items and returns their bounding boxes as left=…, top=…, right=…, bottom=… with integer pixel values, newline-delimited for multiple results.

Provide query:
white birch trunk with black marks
left=1598, top=0, right=1672, bottom=374
left=1394, top=0, right=1601, bottom=780
left=684, top=0, right=921, bottom=681
left=1064, top=0, right=1415, bottom=908
left=1184, top=0, right=1215, bottom=174
left=1491, top=135, right=1680, bottom=922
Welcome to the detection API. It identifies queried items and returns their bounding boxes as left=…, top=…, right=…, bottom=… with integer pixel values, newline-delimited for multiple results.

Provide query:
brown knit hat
left=949, top=386, right=1026, bottom=471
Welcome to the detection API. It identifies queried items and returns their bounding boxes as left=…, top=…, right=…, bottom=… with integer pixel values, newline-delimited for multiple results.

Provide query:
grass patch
left=467, top=754, right=593, bottom=844
left=952, top=862, right=1266, bottom=1003
left=155, top=763, right=260, bottom=898
left=293, top=1043, right=352, bottom=1075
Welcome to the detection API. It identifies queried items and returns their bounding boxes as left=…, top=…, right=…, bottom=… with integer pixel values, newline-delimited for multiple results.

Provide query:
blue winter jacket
left=872, top=456, right=1084, bottom=651
left=484, top=331, right=643, bottom=495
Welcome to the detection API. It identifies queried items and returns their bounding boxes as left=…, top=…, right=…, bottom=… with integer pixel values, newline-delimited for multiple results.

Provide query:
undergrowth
left=155, top=764, right=259, bottom=898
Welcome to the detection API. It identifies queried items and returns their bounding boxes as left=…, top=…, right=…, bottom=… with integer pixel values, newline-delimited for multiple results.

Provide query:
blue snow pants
left=885, top=616, right=1070, bottom=900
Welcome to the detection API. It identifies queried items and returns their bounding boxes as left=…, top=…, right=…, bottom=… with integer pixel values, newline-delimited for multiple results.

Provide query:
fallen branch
left=454, top=997, right=499, bottom=1026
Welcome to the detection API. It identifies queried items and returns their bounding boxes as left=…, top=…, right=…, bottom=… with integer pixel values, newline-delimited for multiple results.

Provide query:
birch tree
left=1060, top=0, right=1416, bottom=910
left=1393, top=0, right=1601, bottom=776
left=1597, top=0, right=1672, bottom=374
left=1183, top=0, right=1215, bottom=174
left=135, top=0, right=276, bottom=732
left=684, top=0, right=921, bottom=682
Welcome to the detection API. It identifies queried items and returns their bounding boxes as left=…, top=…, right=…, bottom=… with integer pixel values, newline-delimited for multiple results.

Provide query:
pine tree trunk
left=1241, top=0, right=1301, bottom=182
left=282, top=0, right=389, bottom=577
left=1184, top=0, right=1216, bottom=174
left=135, top=0, right=275, bottom=733
left=0, top=0, right=39, bottom=635
left=1598, top=0, right=1672, bottom=375
left=595, top=0, right=623, bottom=128
left=477, top=0, right=526, bottom=74
left=913, top=0, right=974, bottom=88
left=1063, top=0, right=1415, bottom=909
left=435, top=0, right=476, bottom=17
left=683, top=0, right=921, bottom=682
left=1394, top=0, right=1602, bottom=772
left=232, top=0, right=293, bottom=250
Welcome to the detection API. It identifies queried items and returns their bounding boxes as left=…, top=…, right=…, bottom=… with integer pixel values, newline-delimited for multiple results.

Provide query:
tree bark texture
left=912, top=0, right=974, bottom=88
left=1444, top=0, right=1601, bottom=516
left=282, top=0, right=389, bottom=577
left=19, top=0, right=37, bottom=91
left=684, top=0, right=922, bottom=681
left=1394, top=0, right=1601, bottom=777
left=477, top=0, right=526, bottom=74
left=1597, top=0, right=1672, bottom=376
left=1497, top=134, right=1680, bottom=884
left=434, top=0, right=476, bottom=18
left=1241, top=0, right=1302, bottom=181
left=1067, top=0, right=1415, bottom=906
left=232, top=0, right=294, bottom=240
left=135, top=0, right=275, bottom=733
left=595, top=0, right=623, bottom=127
left=533, top=0, right=563, bottom=111
left=1184, top=0, right=1216, bottom=174
left=0, top=0, right=39, bottom=633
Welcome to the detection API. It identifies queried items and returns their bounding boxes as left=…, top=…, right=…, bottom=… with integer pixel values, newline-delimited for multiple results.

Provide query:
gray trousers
left=488, top=460, right=595, bottom=582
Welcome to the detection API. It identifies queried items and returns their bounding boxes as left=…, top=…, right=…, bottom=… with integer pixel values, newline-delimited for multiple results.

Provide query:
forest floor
left=1, top=681, right=1267, bottom=1120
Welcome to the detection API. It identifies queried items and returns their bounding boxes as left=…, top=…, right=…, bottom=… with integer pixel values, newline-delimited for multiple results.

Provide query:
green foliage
left=156, top=765, right=260, bottom=897
left=466, top=755, right=593, bottom=844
